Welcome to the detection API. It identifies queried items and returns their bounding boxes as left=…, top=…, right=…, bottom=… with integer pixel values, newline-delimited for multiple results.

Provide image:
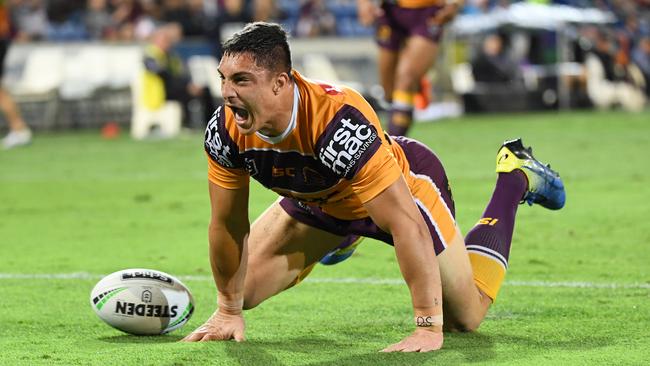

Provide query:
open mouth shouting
left=228, top=105, right=252, bottom=131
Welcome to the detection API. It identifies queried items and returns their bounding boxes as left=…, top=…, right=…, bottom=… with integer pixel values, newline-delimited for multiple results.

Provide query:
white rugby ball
left=90, top=268, right=194, bottom=335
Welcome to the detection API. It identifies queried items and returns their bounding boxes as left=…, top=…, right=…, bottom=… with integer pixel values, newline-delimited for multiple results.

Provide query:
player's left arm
left=433, top=0, right=464, bottom=26
left=363, top=176, right=444, bottom=352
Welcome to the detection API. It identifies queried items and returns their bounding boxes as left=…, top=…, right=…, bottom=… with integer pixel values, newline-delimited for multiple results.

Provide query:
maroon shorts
left=375, top=3, right=444, bottom=51
left=279, top=136, right=456, bottom=255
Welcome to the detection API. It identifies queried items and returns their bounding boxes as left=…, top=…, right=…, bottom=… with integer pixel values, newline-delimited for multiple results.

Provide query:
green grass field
left=1, top=110, right=649, bottom=365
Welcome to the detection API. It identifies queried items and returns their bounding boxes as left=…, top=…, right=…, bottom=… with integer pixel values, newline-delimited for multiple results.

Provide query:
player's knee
left=242, top=291, right=261, bottom=310
left=242, top=300, right=257, bottom=310
left=242, top=275, right=261, bottom=310
left=444, top=315, right=483, bottom=333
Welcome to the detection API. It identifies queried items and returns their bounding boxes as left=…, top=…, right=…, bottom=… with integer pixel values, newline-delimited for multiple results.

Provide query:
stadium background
left=1, top=0, right=649, bottom=365
left=1, top=0, right=649, bottom=131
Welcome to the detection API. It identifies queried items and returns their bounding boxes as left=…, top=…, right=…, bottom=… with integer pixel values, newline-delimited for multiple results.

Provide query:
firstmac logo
left=319, top=117, right=377, bottom=177
left=205, top=107, right=234, bottom=168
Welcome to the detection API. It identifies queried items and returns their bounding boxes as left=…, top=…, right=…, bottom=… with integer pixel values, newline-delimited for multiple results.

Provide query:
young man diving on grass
left=182, top=22, right=565, bottom=352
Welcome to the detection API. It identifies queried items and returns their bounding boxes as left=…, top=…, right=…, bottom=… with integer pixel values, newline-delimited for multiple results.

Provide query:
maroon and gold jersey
left=205, top=70, right=414, bottom=220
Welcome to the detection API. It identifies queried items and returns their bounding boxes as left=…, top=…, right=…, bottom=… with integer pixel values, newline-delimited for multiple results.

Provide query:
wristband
left=415, top=315, right=444, bottom=327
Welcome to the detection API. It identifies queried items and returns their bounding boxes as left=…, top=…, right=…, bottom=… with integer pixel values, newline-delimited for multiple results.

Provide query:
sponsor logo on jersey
left=245, top=158, right=258, bottom=176
left=205, top=107, right=235, bottom=168
left=272, top=166, right=296, bottom=177
left=302, top=167, right=327, bottom=186
left=319, top=117, right=378, bottom=177
left=317, top=82, right=343, bottom=95
left=114, top=301, right=178, bottom=318
left=121, top=270, right=173, bottom=284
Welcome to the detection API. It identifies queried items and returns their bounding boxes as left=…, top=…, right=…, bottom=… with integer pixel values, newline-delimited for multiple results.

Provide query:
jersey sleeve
left=315, top=104, right=401, bottom=203
left=204, top=106, right=249, bottom=189
left=349, top=141, right=401, bottom=204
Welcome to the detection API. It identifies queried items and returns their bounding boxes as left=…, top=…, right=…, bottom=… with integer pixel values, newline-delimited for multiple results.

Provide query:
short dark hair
left=222, top=22, right=292, bottom=74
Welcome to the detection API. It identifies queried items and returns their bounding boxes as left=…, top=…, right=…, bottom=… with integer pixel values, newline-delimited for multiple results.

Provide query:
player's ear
left=273, top=72, right=291, bottom=94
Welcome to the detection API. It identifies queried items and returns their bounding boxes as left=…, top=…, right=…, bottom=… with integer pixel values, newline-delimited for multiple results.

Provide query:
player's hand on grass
left=181, top=309, right=245, bottom=342
left=381, top=328, right=443, bottom=352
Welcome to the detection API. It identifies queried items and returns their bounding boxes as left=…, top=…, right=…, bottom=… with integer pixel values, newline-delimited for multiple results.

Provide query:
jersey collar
left=255, top=83, right=299, bottom=144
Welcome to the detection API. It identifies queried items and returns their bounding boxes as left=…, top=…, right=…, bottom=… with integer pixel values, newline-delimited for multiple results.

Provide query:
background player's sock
left=387, top=90, right=414, bottom=136
left=465, top=171, right=527, bottom=300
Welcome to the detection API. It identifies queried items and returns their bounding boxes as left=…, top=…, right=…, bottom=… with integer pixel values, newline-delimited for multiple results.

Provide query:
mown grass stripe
left=1, top=273, right=649, bottom=289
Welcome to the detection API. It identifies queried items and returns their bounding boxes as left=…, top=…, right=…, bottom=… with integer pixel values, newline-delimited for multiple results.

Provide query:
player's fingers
left=233, top=329, right=245, bottom=342
left=380, top=344, right=396, bottom=352
left=181, top=331, right=205, bottom=342
left=199, top=332, right=226, bottom=342
left=418, top=344, right=439, bottom=353
left=381, top=341, right=406, bottom=353
left=417, top=338, right=443, bottom=353
left=400, top=344, right=423, bottom=352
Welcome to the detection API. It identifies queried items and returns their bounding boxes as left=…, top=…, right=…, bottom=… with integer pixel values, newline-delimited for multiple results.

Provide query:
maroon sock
left=388, top=123, right=408, bottom=136
left=464, top=171, right=528, bottom=263
left=387, top=108, right=412, bottom=136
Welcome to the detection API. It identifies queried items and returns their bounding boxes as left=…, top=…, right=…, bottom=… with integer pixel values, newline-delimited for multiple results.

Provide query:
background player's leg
left=388, top=36, right=437, bottom=136
left=242, top=201, right=345, bottom=310
left=378, top=47, right=398, bottom=103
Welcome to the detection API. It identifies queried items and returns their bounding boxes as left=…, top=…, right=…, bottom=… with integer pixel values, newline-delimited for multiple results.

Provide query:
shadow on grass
left=99, top=334, right=184, bottom=344
left=218, top=332, right=497, bottom=365
left=217, top=331, right=613, bottom=365
left=487, top=332, right=612, bottom=351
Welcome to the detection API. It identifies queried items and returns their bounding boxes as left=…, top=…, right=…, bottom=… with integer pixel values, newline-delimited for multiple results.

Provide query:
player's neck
left=259, top=83, right=296, bottom=137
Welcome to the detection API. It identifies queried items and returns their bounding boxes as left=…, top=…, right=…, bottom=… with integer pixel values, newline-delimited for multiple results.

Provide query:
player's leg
left=377, top=47, right=398, bottom=105
left=443, top=139, right=566, bottom=331
left=437, top=229, right=492, bottom=331
left=0, top=88, right=28, bottom=131
left=408, top=160, right=518, bottom=331
left=387, top=35, right=438, bottom=136
left=399, top=137, right=565, bottom=331
left=0, top=39, right=31, bottom=149
left=242, top=200, right=346, bottom=309
left=393, top=136, right=485, bottom=330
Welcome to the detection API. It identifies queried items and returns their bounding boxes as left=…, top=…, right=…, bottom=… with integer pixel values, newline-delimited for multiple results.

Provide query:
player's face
left=218, top=53, right=281, bottom=136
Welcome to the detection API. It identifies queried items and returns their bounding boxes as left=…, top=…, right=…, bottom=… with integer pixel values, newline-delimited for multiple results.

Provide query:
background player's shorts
left=280, top=136, right=456, bottom=255
left=375, top=3, right=444, bottom=51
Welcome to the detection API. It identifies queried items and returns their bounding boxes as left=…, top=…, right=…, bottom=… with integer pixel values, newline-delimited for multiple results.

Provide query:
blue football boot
left=320, top=235, right=364, bottom=265
left=496, top=138, right=566, bottom=210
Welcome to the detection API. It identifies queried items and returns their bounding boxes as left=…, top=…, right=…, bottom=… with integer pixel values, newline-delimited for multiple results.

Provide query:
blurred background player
left=142, top=22, right=216, bottom=129
left=0, top=0, right=31, bottom=150
left=356, top=0, right=462, bottom=136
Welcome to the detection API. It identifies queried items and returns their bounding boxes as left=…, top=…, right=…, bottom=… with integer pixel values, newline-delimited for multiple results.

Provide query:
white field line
left=0, top=272, right=649, bottom=289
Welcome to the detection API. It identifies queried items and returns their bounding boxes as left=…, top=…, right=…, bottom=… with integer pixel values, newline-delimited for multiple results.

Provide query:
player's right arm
left=183, top=106, right=251, bottom=342
left=182, top=182, right=250, bottom=342
left=357, top=0, right=383, bottom=26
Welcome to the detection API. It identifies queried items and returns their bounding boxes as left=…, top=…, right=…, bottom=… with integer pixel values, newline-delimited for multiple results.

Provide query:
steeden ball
left=90, top=268, right=194, bottom=335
